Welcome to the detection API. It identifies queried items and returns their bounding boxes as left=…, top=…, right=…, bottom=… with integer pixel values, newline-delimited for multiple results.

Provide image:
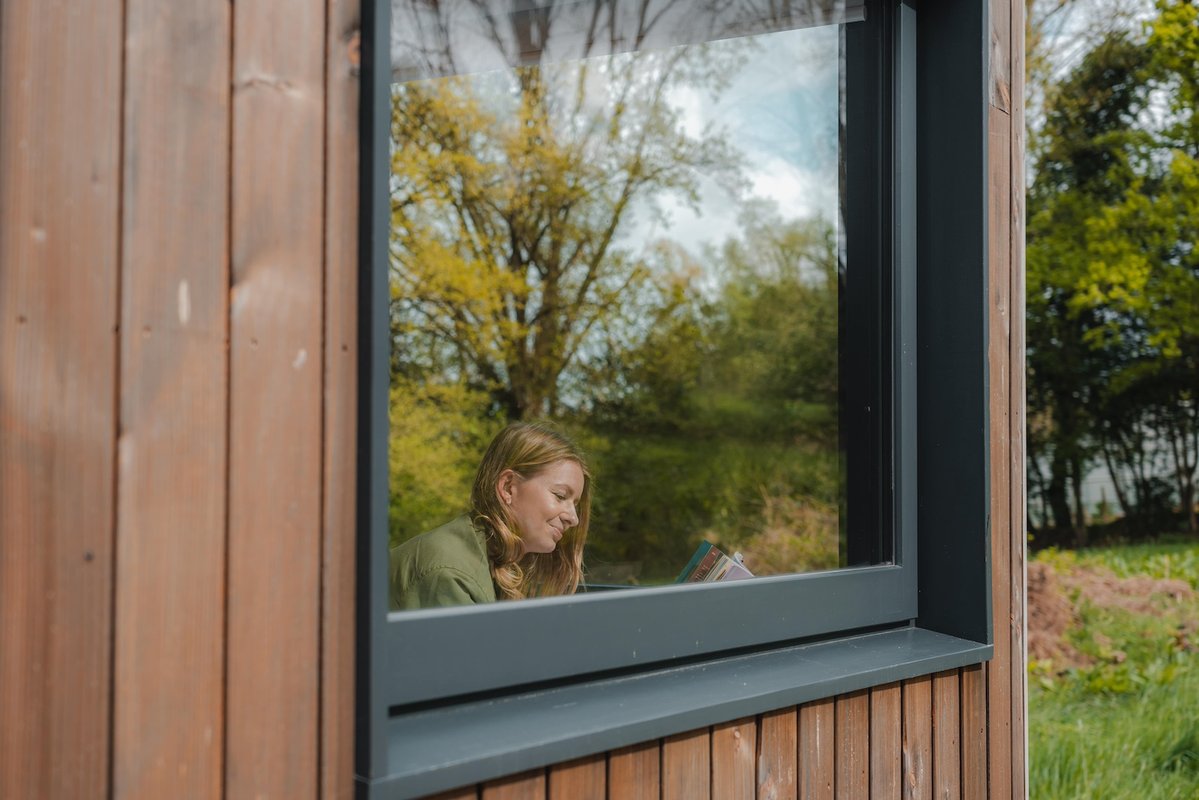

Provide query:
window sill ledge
left=366, top=626, right=991, bottom=799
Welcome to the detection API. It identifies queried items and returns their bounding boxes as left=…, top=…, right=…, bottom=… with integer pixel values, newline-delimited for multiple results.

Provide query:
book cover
left=676, top=541, right=754, bottom=583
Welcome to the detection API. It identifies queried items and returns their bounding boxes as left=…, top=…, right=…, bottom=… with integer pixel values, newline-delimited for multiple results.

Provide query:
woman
left=389, top=421, right=592, bottom=610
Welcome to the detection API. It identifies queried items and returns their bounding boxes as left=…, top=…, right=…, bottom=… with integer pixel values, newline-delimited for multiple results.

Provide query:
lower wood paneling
left=933, top=671, right=962, bottom=800
left=800, top=698, right=835, bottom=800
left=482, top=770, right=546, bottom=800
left=835, top=691, right=869, bottom=800
left=961, top=665, right=988, bottom=800
left=759, top=708, right=798, bottom=800
left=902, top=677, right=933, bottom=800
left=609, top=742, right=661, bottom=800
left=712, top=718, right=756, bottom=800
left=870, top=684, right=902, bottom=800
left=549, top=754, right=606, bottom=800
left=662, top=729, right=710, bottom=800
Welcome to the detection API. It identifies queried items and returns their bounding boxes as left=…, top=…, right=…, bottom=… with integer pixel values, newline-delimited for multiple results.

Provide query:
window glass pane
left=387, top=0, right=883, bottom=610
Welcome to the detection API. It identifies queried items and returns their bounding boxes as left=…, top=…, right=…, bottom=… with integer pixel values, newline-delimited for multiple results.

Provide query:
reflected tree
left=389, top=46, right=741, bottom=419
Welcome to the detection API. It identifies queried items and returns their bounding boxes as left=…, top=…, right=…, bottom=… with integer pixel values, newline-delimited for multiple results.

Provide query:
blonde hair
left=471, top=421, right=591, bottom=600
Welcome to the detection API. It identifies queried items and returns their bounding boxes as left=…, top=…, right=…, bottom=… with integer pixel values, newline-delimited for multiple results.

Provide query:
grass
left=1029, top=539, right=1199, bottom=799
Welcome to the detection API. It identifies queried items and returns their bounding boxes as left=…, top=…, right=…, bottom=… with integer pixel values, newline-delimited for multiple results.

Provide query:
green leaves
left=1027, top=1, right=1199, bottom=535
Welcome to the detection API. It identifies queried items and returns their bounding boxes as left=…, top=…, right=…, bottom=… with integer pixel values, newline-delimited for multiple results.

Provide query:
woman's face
left=498, top=459, right=585, bottom=555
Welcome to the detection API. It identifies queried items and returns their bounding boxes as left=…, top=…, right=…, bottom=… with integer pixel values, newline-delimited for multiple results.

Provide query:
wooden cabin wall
left=0, top=0, right=1024, bottom=799
left=1, top=0, right=360, bottom=798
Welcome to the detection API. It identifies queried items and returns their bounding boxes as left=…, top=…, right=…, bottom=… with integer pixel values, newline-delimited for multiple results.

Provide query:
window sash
left=363, top=0, right=918, bottom=722
left=384, top=562, right=914, bottom=706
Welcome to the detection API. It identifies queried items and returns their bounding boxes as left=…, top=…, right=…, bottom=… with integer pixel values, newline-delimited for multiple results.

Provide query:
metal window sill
left=364, top=626, right=991, bottom=799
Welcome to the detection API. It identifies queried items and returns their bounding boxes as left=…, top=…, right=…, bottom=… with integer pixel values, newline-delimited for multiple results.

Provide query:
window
left=357, top=1, right=994, bottom=797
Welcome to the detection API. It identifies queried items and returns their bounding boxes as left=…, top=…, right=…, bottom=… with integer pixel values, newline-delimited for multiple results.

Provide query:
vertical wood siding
left=225, top=0, right=326, bottom=793
left=114, top=1, right=232, bottom=797
left=1, top=0, right=360, bottom=797
left=0, top=0, right=1023, bottom=798
left=0, top=1, right=122, bottom=797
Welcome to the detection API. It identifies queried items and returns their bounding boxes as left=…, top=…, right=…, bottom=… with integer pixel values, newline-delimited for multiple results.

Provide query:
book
left=675, top=541, right=754, bottom=583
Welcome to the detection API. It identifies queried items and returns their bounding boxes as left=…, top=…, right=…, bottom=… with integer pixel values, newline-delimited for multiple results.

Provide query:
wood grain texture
left=0, top=0, right=122, bottom=797
left=835, top=691, right=869, bottom=800
left=548, top=754, right=606, bottom=800
left=609, top=741, right=661, bottom=800
left=870, top=684, right=902, bottom=800
left=932, top=671, right=961, bottom=800
left=1009, top=2, right=1029, bottom=797
left=902, top=677, right=932, bottom=800
left=427, top=787, right=480, bottom=800
left=112, top=1, right=231, bottom=797
left=959, top=665, right=987, bottom=800
left=320, top=0, right=362, bottom=796
left=989, top=0, right=1012, bottom=112
left=759, top=708, right=798, bottom=800
left=987, top=103, right=1014, bottom=800
left=712, top=718, right=756, bottom=800
left=662, top=729, right=709, bottom=800
left=800, top=699, right=834, bottom=800
left=224, top=0, right=327, bottom=796
left=482, top=769, right=546, bottom=800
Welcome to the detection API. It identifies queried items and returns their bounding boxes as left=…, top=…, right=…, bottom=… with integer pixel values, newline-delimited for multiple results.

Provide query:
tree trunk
left=1071, top=457, right=1088, bottom=548
left=1102, top=443, right=1132, bottom=520
left=1047, top=454, right=1074, bottom=533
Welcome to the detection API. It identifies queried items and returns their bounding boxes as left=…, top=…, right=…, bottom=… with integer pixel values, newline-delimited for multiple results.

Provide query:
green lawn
left=1030, top=540, right=1199, bottom=799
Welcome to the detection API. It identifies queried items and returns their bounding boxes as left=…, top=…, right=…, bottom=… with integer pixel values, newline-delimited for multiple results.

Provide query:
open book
left=675, top=541, right=754, bottom=583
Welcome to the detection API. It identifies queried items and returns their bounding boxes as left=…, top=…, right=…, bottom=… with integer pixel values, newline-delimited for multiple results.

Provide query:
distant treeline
left=1026, top=0, right=1199, bottom=544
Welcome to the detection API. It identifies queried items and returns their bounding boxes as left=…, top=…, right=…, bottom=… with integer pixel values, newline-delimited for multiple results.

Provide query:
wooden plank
left=901, top=677, right=932, bottom=800
left=799, top=699, right=834, bottom=800
left=112, top=1, right=231, bottom=797
left=870, top=684, right=901, bottom=800
left=427, top=787, right=480, bottom=800
left=989, top=0, right=1012, bottom=112
left=959, top=665, right=987, bottom=800
left=320, top=0, right=362, bottom=797
left=835, top=691, right=869, bottom=800
left=548, top=754, right=606, bottom=800
left=0, top=0, right=121, bottom=797
left=608, top=741, right=661, bottom=800
left=224, top=0, right=327, bottom=796
left=713, top=718, right=756, bottom=800
left=987, top=102, right=1014, bottom=800
left=932, top=671, right=961, bottom=800
left=482, top=769, right=546, bottom=800
left=662, top=729, right=710, bottom=800
left=759, top=708, right=798, bottom=800
left=1009, top=1, right=1029, bottom=797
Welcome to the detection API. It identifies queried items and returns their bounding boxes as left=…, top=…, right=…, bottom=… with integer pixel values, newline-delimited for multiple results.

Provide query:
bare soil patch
left=1027, top=560, right=1195, bottom=667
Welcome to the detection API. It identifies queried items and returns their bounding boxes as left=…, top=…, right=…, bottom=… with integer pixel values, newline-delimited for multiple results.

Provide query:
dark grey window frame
left=356, top=0, right=994, bottom=797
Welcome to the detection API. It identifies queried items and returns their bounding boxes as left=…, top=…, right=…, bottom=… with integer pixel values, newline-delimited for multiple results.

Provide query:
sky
left=627, top=24, right=841, bottom=264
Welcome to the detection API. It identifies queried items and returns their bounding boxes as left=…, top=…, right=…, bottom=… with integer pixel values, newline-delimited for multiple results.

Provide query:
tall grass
left=1031, top=666, right=1199, bottom=799
left=1029, top=541, right=1199, bottom=800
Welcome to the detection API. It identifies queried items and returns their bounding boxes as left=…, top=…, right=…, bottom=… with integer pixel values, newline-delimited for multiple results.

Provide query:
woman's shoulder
left=389, top=515, right=495, bottom=609
left=397, top=515, right=486, bottom=562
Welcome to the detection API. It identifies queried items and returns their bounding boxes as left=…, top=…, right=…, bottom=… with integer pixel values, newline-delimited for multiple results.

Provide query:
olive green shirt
left=389, top=515, right=498, bottom=610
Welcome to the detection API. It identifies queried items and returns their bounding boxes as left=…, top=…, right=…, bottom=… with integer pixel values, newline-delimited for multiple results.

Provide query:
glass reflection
left=389, top=0, right=854, bottom=609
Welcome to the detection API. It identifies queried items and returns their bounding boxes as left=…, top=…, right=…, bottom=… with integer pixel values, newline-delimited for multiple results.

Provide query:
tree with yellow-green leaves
left=389, top=49, right=741, bottom=421
left=1028, top=0, right=1199, bottom=538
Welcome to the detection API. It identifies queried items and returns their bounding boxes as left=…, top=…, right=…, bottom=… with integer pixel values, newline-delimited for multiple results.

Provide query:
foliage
left=389, top=49, right=741, bottom=421
left=1027, top=1, right=1199, bottom=538
left=1030, top=541, right=1199, bottom=799
left=388, top=379, right=506, bottom=545
left=388, top=41, right=844, bottom=577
